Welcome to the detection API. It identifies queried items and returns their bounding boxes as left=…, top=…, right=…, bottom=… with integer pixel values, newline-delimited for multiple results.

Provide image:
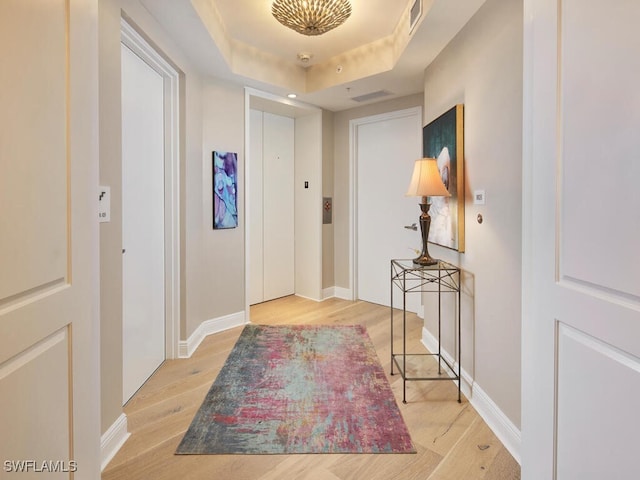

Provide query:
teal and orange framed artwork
left=422, top=104, right=465, bottom=252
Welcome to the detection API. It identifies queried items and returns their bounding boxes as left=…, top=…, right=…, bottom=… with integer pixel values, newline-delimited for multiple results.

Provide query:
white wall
left=422, top=0, right=523, bottom=438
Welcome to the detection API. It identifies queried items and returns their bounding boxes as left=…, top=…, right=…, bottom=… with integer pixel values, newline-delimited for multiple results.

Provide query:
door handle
left=404, top=223, right=417, bottom=231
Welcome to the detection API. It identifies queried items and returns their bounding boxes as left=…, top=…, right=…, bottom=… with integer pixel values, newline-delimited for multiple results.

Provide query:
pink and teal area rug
left=176, top=324, right=415, bottom=454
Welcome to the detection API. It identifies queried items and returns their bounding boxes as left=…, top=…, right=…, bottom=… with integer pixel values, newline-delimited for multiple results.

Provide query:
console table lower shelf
left=391, top=352, right=460, bottom=404
left=390, top=259, right=461, bottom=404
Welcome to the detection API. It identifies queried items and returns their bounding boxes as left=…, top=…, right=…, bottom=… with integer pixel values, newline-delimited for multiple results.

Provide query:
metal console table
left=390, top=259, right=461, bottom=403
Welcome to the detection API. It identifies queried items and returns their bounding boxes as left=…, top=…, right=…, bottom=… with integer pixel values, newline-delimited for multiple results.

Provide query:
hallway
left=103, top=296, right=519, bottom=479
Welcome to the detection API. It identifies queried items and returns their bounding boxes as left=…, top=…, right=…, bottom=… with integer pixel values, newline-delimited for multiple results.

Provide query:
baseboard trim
left=294, top=293, right=322, bottom=302
left=179, top=311, right=247, bottom=358
left=101, top=413, right=130, bottom=471
left=320, top=287, right=354, bottom=301
left=322, top=287, right=335, bottom=300
left=466, top=373, right=522, bottom=464
left=421, top=326, right=521, bottom=464
left=333, top=287, right=353, bottom=300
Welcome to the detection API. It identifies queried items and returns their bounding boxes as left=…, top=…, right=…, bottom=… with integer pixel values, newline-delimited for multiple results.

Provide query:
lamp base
left=413, top=254, right=438, bottom=266
left=413, top=197, right=439, bottom=266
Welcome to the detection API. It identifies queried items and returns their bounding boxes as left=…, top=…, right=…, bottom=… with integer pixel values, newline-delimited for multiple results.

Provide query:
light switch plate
left=473, top=189, right=486, bottom=205
left=99, top=186, right=111, bottom=223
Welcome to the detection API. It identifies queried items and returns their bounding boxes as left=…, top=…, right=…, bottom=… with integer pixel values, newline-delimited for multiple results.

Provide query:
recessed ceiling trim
left=247, top=87, right=322, bottom=118
left=192, top=0, right=416, bottom=94
left=137, top=0, right=488, bottom=111
left=231, top=39, right=307, bottom=91
left=305, top=4, right=414, bottom=92
left=191, top=0, right=232, bottom=60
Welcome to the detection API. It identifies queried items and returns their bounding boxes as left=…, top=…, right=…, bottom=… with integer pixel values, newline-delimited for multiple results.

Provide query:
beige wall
left=322, top=110, right=335, bottom=290
left=422, top=0, right=523, bottom=428
left=332, top=94, right=424, bottom=290
left=98, top=0, right=124, bottom=434
left=99, top=0, right=207, bottom=433
left=198, top=80, right=246, bottom=333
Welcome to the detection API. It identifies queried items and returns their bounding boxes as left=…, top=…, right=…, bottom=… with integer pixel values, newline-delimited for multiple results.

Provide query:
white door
left=121, top=44, right=166, bottom=404
left=263, top=112, right=295, bottom=301
left=522, top=1, right=640, bottom=479
left=249, top=110, right=295, bottom=304
left=354, top=107, right=422, bottom=313
left=0, top=0, right=100, bottom=477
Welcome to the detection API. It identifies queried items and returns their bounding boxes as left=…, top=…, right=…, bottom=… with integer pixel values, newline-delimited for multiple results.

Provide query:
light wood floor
left=102, top=296, right=520, bottom=480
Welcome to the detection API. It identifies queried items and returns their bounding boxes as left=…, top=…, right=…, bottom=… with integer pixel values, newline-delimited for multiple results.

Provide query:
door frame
left=348, top=106, right=423, bottom=302
left=244, top=88, right=323, bottom=319
left=121, top=19, right=180, bottom=360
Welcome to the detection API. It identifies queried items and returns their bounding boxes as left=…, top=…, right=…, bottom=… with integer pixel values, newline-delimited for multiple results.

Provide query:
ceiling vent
left=410, top=0, right=422, bottom=33
left=351, top=90, right=393, bottom=103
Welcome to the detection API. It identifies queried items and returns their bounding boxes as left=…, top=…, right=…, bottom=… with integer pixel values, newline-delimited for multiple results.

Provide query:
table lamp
left=406, top=158, right=451, bottom=265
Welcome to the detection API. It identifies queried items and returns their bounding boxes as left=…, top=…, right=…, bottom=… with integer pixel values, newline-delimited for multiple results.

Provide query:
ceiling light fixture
left=272, top=0, right=352, bottom=36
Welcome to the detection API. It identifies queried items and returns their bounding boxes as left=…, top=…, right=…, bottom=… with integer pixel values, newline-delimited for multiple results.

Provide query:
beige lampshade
left=406, top=158, right=451, bottom=197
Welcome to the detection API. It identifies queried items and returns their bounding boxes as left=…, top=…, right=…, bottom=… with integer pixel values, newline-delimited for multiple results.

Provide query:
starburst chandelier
left=272, top=0, right=352, bottom=36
